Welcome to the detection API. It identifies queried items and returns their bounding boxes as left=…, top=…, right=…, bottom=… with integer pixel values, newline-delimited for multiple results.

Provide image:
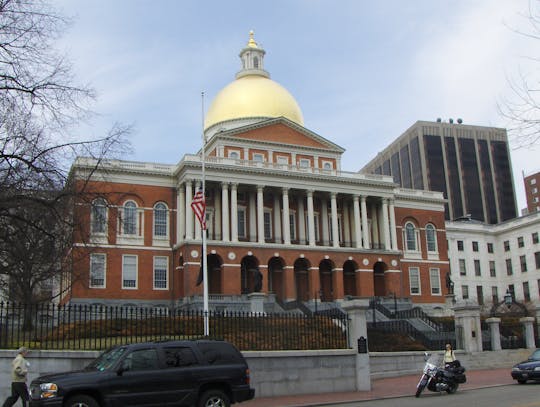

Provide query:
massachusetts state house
left=65, top=32, right=450, bottom=313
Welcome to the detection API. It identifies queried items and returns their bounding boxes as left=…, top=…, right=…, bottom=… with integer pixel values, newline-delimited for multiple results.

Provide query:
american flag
left=191, top=188, right=206, bottom=230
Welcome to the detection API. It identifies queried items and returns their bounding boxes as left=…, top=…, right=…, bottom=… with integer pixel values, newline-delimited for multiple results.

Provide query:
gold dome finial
left=247, top=30, right=258, bottom=48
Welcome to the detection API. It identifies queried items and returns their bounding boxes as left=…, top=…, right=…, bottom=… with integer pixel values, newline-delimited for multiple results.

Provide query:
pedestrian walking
left=2, top=347, right=30, bottom=407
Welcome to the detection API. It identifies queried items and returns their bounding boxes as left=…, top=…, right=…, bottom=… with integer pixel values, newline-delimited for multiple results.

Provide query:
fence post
left=485, top=317, right=502, bottom=351
left=453, top=303, right=482, bottom=352
left=342, top=299, right=370, bottom=391
left=520, top=317, right=536, bottom=349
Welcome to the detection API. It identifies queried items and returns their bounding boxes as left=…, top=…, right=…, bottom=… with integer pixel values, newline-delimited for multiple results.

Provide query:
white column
left=389, top=199, right=398, bottom=250
left=184, top=180, right=193, bottom=240
left=343, top=201, right=351, bottom=247
left=331, top=192, right=339, bottom=248
left=382, top=199, right=390, bottom=250
left=282, top=188, right=291, bottom=245
left=231, top=183, right=238, bottom=242
left=321, top=196, right=329, bottom=246
left=215, top=188, right=222, bottom=240
left=353, top=195, right=361, bottom=249
left=257, top=185, right=265, bottom=243
left=273, top=193, right=282, bottom=243
left=298, top=194, right=306, bottom=244
left=361, top=195, right=369, bottom=249
left=249, top=191, right=257, bottom=242
left=307, top=190, right=315, bottom=246
left=176, top=186, right=185, bottom=244
left=372, top=202, right=379, bottom=247
left=221, top=182, right=229, bottom=242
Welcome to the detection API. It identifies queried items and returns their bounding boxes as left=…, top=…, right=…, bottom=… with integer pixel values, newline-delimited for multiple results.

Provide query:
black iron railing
left=0, top=302, right=349, bottom=351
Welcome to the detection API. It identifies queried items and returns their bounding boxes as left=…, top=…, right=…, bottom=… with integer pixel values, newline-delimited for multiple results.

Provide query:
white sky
left=53, top=0, right=539, bottom=211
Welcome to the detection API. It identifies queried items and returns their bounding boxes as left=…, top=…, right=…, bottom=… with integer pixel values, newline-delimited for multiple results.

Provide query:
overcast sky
left=53, top=0, right=539, bottom=211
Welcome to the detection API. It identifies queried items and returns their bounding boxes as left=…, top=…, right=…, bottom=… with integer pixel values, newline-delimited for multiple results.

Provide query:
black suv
left=29, top=339, right=255, bottom=407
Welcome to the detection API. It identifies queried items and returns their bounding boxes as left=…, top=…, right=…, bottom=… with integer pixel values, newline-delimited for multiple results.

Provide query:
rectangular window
left=276, top=155, right=288, bottom=165
left=506, top=258, right=513, bottom=276
left=409, top=267, right=420, bottom=295
left=457, top=240, right=464, bottom=251
left=429, top=268, right=441, bottom=295
left=474, top=259, right=481, bottom=276
left=518, top=236, right=524, bottom=248
left=153, top=256, right=168, bottom=289
left=462, top=285, right=469, bottom=300
left=532, top=187, right=538, bottom=194
left=122, top=255, right=137, bottom=289
left=472, top=241, right=479, bottom=252
left=90, top=253, right=106, bottom=288
left=459, top=259, right=466, bottom=276
left=523, top=282, right=531, bottom=302
left=237, top=208, right=246, bottom=239
left=487, top=242, right=494, bottom=253
left=533, top=232, right=539, bottom=244
left=492, top=286, right=498, bottom=304
left=476, top=286, right=484, bottom=305
left=252, top=153, right=264, bottom=162
left=263, top=210, right=272, bottom=240
left=489, top=260, right=496, bottom=277
left=536, top=251, right=540, bottom=269
left=289, top=212, right=297, bottom=241
left=305, top=213, right=320, bottom=242
left=532, top=178, right=537, bottom=185
left=504, top=240, right=510, bottom=252
left=299, top=158, right=310, bottom=168
left=520, top=255, right=527, bottom=272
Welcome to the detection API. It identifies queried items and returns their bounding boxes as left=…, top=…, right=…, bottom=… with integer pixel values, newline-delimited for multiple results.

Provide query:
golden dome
left=204, top=31, right=304, bottom=130
left=204, top=75, right=304, bottom=130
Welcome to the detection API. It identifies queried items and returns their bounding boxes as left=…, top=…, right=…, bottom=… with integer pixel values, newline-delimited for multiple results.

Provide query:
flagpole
left=201, top=91, right=209, bottom=336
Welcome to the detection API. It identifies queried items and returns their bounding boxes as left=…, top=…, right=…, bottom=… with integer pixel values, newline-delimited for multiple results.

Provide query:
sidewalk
left=241, top=368, right=514, bottom=407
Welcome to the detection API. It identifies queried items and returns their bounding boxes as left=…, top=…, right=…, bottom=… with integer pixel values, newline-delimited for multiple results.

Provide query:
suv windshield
left=86, top=347, right=127, bottom=371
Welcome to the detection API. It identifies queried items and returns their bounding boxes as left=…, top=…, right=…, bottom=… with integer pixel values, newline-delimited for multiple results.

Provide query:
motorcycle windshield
left=426, top=353, right=442, bottom=367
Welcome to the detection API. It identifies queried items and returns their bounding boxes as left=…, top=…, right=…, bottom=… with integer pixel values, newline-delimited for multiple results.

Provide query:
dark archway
left=241, top=255, right=260, bottom=294
left=207, top=254, right=222, bottom=294
left=343, top=260, right=358, bottom=297
left=268, top=257, right=285, bottom=300
left=319, top=259, right=335, bottom=302
left=294, top=258, right=311, bottom=301
left=373, top=261, right=388, bottom=296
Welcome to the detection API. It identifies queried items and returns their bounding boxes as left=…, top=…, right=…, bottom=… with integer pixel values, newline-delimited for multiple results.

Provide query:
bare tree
left=499, top=1, right=540, bottom=148
left=0, top=0, right=132, bottom=305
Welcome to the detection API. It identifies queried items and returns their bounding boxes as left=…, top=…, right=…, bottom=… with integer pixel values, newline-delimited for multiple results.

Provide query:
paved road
left=328, top=383, right=540, bottom=407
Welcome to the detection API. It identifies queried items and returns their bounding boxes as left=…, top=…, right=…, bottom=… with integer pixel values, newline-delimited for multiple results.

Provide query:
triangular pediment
left=214, top=117, right=345, bottom=153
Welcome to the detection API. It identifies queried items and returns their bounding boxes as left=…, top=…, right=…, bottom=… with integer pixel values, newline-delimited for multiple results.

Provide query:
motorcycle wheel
left=446, top=382, right=459, bottom=394
left=415, top=381, right=427, bottom=398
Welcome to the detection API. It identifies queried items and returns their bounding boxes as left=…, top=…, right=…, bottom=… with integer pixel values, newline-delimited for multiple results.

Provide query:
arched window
left=426, top=224, right=437, bottom=252
left=91, top=198, right=107, bottom=234
left=253, top=56, right=259, bottom=69
left=154, top=202, right=168, bottom=237
left=404, top=222, right=418, bottom=252
left=123, top=201, right=137, bottom=235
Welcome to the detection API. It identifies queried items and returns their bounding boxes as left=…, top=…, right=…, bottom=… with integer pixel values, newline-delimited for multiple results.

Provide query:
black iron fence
left=0, top=302, right=350, bottom=351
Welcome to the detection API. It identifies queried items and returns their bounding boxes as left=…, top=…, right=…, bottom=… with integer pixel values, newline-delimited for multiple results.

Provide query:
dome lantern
left=237, top=31, right=269, bottom=79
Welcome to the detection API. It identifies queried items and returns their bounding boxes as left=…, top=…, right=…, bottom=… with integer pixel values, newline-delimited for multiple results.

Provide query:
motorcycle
left=415, top=352, right=466, bottom=397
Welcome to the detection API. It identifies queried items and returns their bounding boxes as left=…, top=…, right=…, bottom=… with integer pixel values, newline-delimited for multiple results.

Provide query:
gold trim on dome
left=247, top=30, right=258, bottom=48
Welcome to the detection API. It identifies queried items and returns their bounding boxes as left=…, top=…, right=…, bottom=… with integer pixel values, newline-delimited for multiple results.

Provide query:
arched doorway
left=319, top=259, right=334, bottom=301
left=268, top=257, right=285, bottom=300
left=241, top=255, right=261, bottom=294
left=343, top=260, right=357, bottom=297
left=207, top=254, right=222, bottom=294
left=294, top=258, right=310, bottom=301
left=373, top=261, right=387, bottom=296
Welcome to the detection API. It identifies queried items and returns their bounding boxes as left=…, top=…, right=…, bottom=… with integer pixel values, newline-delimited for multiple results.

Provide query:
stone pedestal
left=342, top=299, right=371, bottom=391
left=520, top=317, right=536, bottom=349
left=486, top=317, right=501, bottom=351
left=454, top=303, right=482, bottom=352
left=247, top=292, right=267, bottom=314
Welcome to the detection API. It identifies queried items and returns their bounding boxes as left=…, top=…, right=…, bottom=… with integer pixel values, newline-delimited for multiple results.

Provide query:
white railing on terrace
left=181, top=154, right=394, bottom=182
left=74, top=157, right=175, bottom=174
left=396, top=187, right=445, bottom=200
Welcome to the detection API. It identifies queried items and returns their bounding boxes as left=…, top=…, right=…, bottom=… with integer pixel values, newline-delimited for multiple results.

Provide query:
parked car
left=511, top=348, right=540, bottom=384
left=29, top=339, right=255, bottom=407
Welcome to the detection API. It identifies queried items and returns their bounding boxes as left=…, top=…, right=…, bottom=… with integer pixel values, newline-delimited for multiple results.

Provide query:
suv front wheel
left=198, top=389, right=230, bottom=407
left=65, top=395, right=99, bottom=407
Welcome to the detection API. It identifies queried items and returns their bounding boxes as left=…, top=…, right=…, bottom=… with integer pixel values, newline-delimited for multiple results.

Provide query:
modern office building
left=523, top=170, right=540, bottom=214
left=64, top=33, right=450, bottom=311
left=362, top=120, right=518, bottom=224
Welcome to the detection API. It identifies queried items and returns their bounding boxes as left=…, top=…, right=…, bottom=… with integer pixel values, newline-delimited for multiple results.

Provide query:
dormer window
left=228, top=151, right=240, bottom=159
left=299, top=158, right=310, bottom=168
left=253, top=153, right=264, bottom=162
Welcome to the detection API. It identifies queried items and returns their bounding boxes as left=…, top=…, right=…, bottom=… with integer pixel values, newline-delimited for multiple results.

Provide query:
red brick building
left=64, top=33, right=450, bottom=312
left=523, top=170, right=540, bottom=214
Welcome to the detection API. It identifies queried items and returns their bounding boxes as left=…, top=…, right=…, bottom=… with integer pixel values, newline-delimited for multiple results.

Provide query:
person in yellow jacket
left=2, top=347, right=30, bottom=407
